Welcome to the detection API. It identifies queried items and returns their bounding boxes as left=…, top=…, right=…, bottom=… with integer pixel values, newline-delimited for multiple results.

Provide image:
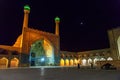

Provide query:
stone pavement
left=0, top=66, right=120, bottom=80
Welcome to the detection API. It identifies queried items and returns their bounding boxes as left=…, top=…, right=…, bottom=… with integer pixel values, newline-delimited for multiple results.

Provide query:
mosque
left=0, top=5, right=120, bottom=68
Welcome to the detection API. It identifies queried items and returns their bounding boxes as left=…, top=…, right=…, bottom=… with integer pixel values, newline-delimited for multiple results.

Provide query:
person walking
left=77, top=63, right=80, bottom=69
left=91, top=62, right=93, bottom=69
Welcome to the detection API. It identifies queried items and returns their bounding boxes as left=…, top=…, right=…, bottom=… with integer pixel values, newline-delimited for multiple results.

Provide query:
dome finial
left=55, top=16, right=60, bottom=22
left=24, top=5, right=30, bottom=10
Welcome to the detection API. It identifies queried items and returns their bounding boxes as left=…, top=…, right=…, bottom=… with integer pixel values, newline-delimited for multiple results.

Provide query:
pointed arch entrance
left=117, top=36, right=120, bottom=59
left=29, top=39, right=55, bottom=66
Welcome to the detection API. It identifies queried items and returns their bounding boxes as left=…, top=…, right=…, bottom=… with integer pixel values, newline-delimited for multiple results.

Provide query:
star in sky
left=80, top=22, right=83, bottom=25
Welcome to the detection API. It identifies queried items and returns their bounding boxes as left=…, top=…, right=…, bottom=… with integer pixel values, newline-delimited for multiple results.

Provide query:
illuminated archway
left=10, top=58, right=19, bottom=67
left=74, top=58, right=78, bottom=66
left=0, top=57, right=8, bottom=68
left=65, top=59, right=69, bottom=66
left=117, top=36, right=120, bottom=59
left=107, top=57, right=113, bottom=61
left=93, top=58, right=99, bottom=66
left=88, top=58, right=92, bottom=66
left=60, top=58, right=64, bottom=66
left=29, top=39, right=54, bottom=66
left=77, top=58, right=81, bottom=64
left=100, top=57, right=106, bottom=61
left=82, top=59, right=87, bottom=66
left=70, top=59, right=73, bottom=66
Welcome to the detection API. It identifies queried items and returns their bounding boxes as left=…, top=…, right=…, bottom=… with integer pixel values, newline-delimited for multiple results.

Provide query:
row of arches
left=0, top=57, right=19, bottom=68
left=60, top=57, right=113, bottom=66
left=60, top=52, right=110, bottom=59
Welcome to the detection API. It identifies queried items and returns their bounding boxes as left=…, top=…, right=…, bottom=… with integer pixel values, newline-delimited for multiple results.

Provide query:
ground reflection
left=40, top=67, right=45, bottom=76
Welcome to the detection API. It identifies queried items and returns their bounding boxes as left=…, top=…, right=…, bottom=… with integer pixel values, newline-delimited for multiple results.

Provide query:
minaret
left=23, top=5, right=30, bottom=28
left=20, top=5, right=30, bottom=51
left=55, top=17, right=60, bottom=36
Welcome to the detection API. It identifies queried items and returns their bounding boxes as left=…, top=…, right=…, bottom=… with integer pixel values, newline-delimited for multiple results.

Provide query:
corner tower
left=55, top=17, right=60, bottom=36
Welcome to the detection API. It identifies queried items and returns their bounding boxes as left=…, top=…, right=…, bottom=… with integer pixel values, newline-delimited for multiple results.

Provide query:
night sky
left=0, top=0, right=120, bottom=52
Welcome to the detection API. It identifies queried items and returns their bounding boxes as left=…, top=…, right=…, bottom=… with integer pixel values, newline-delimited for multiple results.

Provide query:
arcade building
left=0, top=5, right=120, bottom=68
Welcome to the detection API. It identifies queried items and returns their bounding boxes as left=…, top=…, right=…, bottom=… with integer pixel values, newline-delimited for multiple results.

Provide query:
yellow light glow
left=65, top=59, right=69, bottom=66
left=74, top=58, right=78, bottom=65
left=44, top=40, right=53, bottom=57
left=10, top=58, right=19, bottom=67
left=0, top=57, right=8, bottom=68
left=60, top=58, right=64, bottom=66
left=70, top=59, right=73, bottom=66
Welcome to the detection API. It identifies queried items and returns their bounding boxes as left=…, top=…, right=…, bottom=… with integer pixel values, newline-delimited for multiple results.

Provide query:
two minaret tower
left=23, top=5, right=60, bottom=36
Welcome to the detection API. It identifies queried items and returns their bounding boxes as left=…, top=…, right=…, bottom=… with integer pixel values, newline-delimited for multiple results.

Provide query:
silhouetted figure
left=91, top=63, right=93, bottom=69
left=77, top=63, right=80, bottom=69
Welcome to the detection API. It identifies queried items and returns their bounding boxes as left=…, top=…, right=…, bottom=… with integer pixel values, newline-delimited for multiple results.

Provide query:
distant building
left=0, top=5, right=120, bottom=68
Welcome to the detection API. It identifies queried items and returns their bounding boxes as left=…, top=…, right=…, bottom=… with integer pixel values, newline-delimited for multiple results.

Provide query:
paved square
left=0, top=67, right=120, bottom=80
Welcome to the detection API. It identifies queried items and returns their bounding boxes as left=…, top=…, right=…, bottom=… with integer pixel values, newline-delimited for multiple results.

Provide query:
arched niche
left=0, top=57, right=8, bottom=68
left=74, top=58, right=78, bottom=66
left=65, top=59, right=69, bottom=66
left=100, top=57, right=106, bottom=61
left=70, top=59, right=74, bottom=66
left=60, top=58, right=64, bottom=66
left=88, top=58, right=92, bottom=66
left=29, top=38, right=55, bottom=66
left=10, top=57, right=19, bottom=67
left=93, top=58, right=99, bottom=66
left=82, top=59, right=87, bottom=66
left=117, top=36, right=120, bottom=59
left=107, top=57, right=113, bottom=61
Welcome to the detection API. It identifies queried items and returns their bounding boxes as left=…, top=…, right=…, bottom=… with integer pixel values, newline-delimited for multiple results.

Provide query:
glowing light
left=100, top=58, right=106, bottom=61
left=60, top=58, right=64, bottom=66
left=10, top=58, right=19, bottom=67
left=0, top=57, right=8, bottom=68
left=88, top=58, right=92, bottom=65
left=44, top=40, right=54, bottom=64
left=80, top=22, right=83, bottom=25
left=107, top=57, right=113, bottom=61
left=24, top=5, right=30, bottom=10
left=70, top=59, right=73, bottom=66
left=93, top=58, right=99, bottom=65
left=65, top=59, right=69, bottom=66
left=74, top=58, right=78, bottom=65
left=55, top=17, right=60, bottom=21
left=82, top=59, right=87, bottom=66
left=41, top=57, right=45, bottom=62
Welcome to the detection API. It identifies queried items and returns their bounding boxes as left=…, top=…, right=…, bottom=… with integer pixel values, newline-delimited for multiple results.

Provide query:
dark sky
left=0, top=0, right=120, bottom=52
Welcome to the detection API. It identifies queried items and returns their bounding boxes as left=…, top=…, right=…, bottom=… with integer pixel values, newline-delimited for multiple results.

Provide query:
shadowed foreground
left=0, top=67, right=120, bottom=80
